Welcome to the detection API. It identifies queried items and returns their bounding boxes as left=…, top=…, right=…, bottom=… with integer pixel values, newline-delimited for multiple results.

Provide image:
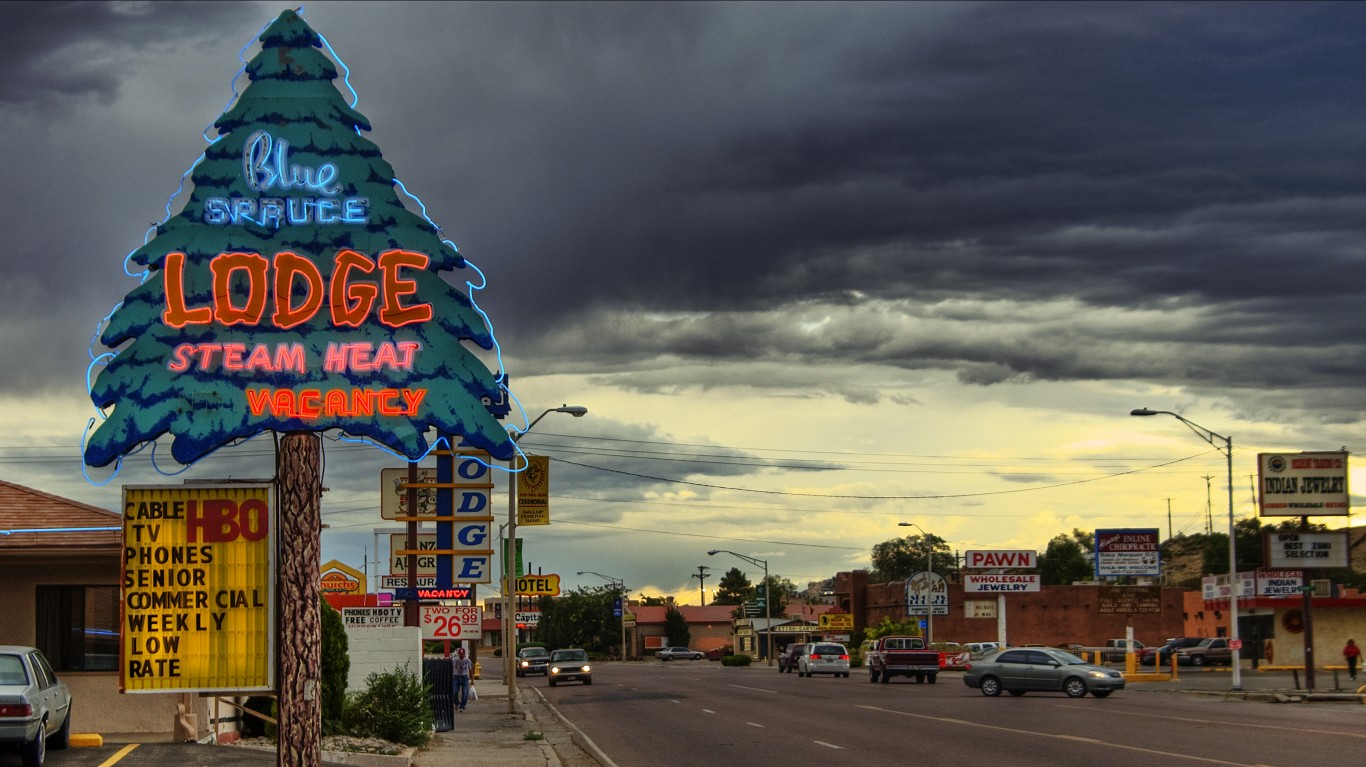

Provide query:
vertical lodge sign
left=83, top=9, right=515, bottom=471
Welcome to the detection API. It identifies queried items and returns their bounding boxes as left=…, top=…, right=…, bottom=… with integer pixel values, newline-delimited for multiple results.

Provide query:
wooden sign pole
left=278, top=432, right=322, bottom=767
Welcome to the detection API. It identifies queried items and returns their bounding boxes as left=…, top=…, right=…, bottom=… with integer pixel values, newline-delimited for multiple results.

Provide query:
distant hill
left=1161, top=524, right=1365, bottom=589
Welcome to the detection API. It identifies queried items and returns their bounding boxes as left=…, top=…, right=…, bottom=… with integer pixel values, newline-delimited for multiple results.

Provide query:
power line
left=548, top=451, right=1208, bottom=500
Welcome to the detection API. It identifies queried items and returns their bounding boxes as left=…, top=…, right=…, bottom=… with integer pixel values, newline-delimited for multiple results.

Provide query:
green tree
left=536, top=585, right=622, bottom=656
left=712, top=567, right=753, bottom=605
left=871, top=533, right=952, bottom=582
left=1038, top=532, right=1093, bottom=585
left=664, top=607, right=691, bottom=647
left=864, top=615, right=923, bottom=640
left=319, top=598, right=349, bottom=735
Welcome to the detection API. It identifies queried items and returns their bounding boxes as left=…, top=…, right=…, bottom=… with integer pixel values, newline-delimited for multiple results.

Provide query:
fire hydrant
left=473, top=660, right=482, bottom=680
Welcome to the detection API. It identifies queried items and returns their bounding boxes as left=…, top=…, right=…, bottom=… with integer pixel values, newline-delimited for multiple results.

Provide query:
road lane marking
left=814, top=741, right=844, bottom=750
left=857, top=705, right=1258, bottom=765
left=703, top=709, right=716, bottom=714
left=728, top=684, right=778, bottom=694
left=747, top=722, right=766, bottom=728
left=1049, top=702, right=1366, bottom=740
left=97, top=744, right=139, bottom=766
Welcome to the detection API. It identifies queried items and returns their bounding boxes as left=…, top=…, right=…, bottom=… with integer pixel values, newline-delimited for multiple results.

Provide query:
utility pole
left=691, top=566, right=711, bottom=605
left=1202, top=475, right=1214, bottom=534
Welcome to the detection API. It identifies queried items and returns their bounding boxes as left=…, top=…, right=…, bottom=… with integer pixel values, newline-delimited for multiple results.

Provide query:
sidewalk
left=1122, top=665, right=1366, bottom=701
left=410, top=681, right=604, bottom=767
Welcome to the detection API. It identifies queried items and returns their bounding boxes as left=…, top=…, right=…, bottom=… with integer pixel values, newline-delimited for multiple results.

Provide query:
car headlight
left=550, top=666, right=560, bottom=673
left=1087, top=671, right=1109, bottom=679
left=520, top=660, right=529, bottom=667
left=582, top=664, right=591, bottom=672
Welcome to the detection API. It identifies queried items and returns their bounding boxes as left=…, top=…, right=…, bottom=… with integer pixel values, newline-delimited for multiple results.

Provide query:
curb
left=530, top=686, right=618, bottom=767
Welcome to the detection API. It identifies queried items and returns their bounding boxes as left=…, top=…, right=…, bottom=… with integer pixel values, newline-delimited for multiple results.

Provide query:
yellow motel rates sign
left=121, top=484, right=276, bottom=692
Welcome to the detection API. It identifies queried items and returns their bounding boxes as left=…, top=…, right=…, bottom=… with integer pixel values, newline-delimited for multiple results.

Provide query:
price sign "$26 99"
left=421, top=605, right=482, bottom=640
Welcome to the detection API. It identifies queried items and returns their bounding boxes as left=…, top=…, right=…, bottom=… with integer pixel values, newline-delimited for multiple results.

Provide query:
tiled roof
left=0, top=479, right=121, bottom=551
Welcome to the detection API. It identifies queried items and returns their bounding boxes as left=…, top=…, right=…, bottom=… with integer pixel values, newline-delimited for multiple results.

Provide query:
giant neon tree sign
left=84, top=9, right=515, bottom=472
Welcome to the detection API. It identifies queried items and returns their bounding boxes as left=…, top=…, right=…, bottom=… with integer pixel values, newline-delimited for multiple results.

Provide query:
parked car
left=779, top=643, right=811, bottom=673
left=965, top=641, right=1003, bottom=658
left=548, top=649, right=592, bottom=686
left=1176, top=637, right=1234, bottom=667
left=1139, top=637, right=1205, bottom=667
left=964, top=647, right=1126, bottom=698
left=655, top=646, right=704, bottom=661
left=798, top=642, right=851, bottom=678
left=516, top=646, right=550, bottom=677
left=1083, top=638, right=1148, bottom=664
left=704, top=645, right=732, bottom=661
left=0, top=646, right=72, bottom=767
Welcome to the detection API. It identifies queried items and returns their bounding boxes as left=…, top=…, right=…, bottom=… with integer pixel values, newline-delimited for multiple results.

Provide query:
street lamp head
left=706, top=549, right=718, bottom=556
left=555, top=405, right=588, bottom=417
left=1130, top=408, right=1158, bottom=416
left=898, top=522, right=911, bottom=527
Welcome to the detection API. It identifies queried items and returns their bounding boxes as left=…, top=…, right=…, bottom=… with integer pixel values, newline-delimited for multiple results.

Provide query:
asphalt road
left=540, top=661, right=1366, bottom=767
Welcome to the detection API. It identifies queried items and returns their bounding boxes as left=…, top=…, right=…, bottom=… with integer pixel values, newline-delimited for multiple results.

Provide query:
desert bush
left=341, top=663, right=432, bottom=747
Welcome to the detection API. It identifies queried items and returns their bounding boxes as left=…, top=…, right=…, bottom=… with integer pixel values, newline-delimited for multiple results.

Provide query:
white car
left=798, top=642, right=850, bottom=678
left=0, top=646, right=72, bottom=766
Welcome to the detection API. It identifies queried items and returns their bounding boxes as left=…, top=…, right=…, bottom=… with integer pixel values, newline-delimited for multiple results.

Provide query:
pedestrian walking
left=451, top=647, right=473, bottom=712
left=1344, top=638, right=1360, bottom=681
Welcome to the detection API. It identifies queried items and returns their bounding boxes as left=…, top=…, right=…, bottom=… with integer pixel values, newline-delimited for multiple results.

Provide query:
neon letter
left=378, top=250, right=432, bottom=327
left=271, top=251, right=323, bottom=329
left=331, top=249, right=378, bottom=327
left=163, top=252, right=213, bottom=327
left=210, top=252, right=270, bottom=326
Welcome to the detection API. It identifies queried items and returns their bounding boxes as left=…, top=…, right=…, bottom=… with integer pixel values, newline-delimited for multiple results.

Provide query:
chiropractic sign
left=85, top=9, right=512, bottom=471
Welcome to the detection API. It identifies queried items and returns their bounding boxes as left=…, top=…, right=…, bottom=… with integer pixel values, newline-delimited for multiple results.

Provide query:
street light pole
left=1131, top=407, right=1241, bottom=690
left=898, top=522, right=935, bottom=644
left=577, top=571, right=626, bottom=662
left=504, top=405, right=588, bottom=713
left=708, top=549, right=771, bottom=666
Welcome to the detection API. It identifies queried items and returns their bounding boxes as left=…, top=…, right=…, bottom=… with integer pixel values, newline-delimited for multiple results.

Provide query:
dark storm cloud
left=0, top=1, right=261, bottom=105
left=5, top=2, right=1364, bottom=429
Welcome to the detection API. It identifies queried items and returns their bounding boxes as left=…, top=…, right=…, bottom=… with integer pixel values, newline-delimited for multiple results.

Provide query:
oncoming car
left=516, top=646, right=550, bottom=677
left=964, top=647, right=1125, bottom=698
left=548, top=649, right=592, bottom=687
left=0, top=646, right=72, bottom=767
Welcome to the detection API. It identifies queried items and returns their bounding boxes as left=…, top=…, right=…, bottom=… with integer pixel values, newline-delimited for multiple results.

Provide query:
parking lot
left=1, top=741, right=312, bottom=767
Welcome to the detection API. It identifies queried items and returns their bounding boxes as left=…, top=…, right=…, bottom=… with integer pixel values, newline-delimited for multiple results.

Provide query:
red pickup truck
left=866, top=635, right=941, bottom=684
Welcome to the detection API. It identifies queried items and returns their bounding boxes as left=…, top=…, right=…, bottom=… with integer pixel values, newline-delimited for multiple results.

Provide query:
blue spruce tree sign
left=85, top=9, right=515, bottom=469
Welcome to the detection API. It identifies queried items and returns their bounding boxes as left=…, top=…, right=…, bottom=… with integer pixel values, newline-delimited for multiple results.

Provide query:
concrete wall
left=343, top=625, right=422, bottom=693
left=1262, top=605, right=1366, bottom=668
left=834, top=572, right=1186, bottom=647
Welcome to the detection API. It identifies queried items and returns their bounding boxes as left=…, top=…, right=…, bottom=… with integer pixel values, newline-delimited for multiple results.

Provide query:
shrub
left=341, top=663, right=433, bottom=747
left=319, top=598, right=349, bottom=735
left=720, top=654, right=752, bottom=666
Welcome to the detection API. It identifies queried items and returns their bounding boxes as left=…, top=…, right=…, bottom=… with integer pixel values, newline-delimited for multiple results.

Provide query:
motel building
left=0, top=479, right=210, bottom=737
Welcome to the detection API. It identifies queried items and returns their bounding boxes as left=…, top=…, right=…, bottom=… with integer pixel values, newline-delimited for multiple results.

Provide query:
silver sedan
left=0, top=646, right=72, bottom=766
left=963, top=647, right=1125, bottom=698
